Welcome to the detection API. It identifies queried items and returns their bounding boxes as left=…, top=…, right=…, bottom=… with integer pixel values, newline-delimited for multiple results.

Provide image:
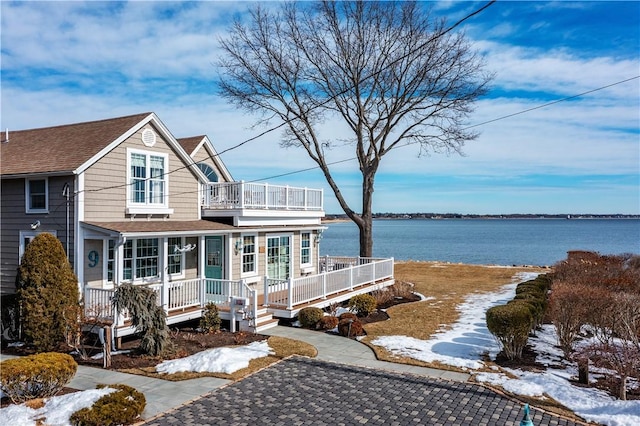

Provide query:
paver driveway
left=143, top=357, right=584, bottom=426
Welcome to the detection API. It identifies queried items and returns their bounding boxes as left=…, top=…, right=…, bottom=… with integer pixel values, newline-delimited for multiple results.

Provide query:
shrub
left=112, top=283, right=169, bottom=356
left=486, top=303, right=533, bottom=360
left=70, top=384, right=146, bottom=426
left=338, top=312, right=358, bottom=321
left=200, top=303, right=222, bottom=333
left=370, top=288, right=394, bottom=306
left=389, top=281, right=414, bottom=299
left=0, top=352, right=77, bottom=403
left=298, top=307, right=324, bottom=329
left=347, top=294, right=377, bottom=317
left=317, top=315, right=339, bottom=330
left=337, top=318, right=364, bottom=337
left=16, top=233, right=80, bottom=352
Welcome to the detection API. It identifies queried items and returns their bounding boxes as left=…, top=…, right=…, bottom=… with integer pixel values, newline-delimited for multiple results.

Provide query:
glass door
left=267, top=235, right=290, bottom=280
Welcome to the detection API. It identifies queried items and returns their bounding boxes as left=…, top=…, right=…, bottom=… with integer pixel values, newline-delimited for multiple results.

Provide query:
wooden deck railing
left=202, top=181, right=323, bottom=211
left=84, top=278, right=256, bottom=328
left=264, top=257, right=394, bottom=310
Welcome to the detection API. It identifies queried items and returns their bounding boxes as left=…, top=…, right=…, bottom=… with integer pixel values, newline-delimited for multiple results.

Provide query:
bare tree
left=218, top=1, right=492, bottom=256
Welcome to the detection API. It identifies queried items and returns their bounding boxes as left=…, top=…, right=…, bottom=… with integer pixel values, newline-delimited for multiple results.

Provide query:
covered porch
left=83, top=256, right=395, bottom=337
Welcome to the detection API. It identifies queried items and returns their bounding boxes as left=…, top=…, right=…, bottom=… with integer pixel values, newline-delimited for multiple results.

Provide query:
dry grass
left=362, top=261, right=548, bottom=364
left=117, top=336, right=317, bottom=381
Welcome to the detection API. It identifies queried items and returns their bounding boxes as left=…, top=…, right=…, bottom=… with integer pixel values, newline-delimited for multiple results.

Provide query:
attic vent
left=141, top=129, right=157, bottom=147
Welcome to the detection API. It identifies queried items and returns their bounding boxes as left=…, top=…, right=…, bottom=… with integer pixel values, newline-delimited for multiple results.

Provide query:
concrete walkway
left=262, top=326, right=470, bottom=382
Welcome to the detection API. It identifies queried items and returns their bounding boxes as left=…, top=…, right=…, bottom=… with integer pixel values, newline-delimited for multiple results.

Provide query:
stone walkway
left=142, top=357, right=584, bottom=426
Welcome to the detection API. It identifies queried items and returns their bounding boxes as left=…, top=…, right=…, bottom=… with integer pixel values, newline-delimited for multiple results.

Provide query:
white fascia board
left=199, top=136, right=234, bottom=182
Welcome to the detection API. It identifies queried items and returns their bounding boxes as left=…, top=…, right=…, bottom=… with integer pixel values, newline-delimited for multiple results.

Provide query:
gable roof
left=177, top=135, right=234, bottom=182
left=0, top=112, right=152, bottom=177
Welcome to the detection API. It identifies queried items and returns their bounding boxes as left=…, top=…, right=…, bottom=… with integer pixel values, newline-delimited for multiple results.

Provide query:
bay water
left=319, top=219, right=640, bottom=267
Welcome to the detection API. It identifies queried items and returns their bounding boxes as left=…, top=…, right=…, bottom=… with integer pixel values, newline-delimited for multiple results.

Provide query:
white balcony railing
left=202, top=181, right=323, bottom=211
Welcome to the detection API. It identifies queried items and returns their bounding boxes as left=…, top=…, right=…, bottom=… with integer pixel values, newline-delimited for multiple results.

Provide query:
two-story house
left=0, top=112, right=394, bottom=339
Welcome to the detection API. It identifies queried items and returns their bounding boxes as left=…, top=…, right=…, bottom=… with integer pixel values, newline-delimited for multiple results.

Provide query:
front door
left=267, top=235, right=290, bottom=279
left=205, top=236, right=223, bottom=279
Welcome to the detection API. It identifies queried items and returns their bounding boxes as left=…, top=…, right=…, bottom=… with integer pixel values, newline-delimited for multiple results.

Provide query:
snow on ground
left=156, top=340, right=273, bottom=374
left=0, top=341, right=274, bottom=425
left=371, top=271, right=640, bottom=426
left=0, top=387, right=115, bottom=426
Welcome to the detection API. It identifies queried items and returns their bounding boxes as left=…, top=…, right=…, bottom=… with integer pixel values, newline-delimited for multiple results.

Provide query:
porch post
left=322, top=270, right=327, bottom=299
left=349, top=265, right=354, bottom=291
left=240, top=181, right=245, bottom=209
left=199, top=235, right=206, bottom=306
left=287, top=277, right=293, bottom=310
left=161, top=238, right=169, bottom=315
left=263, top=276, right=269, bottom=306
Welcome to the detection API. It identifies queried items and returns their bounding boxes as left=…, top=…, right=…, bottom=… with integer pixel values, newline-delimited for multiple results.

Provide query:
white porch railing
left=202, top=181, right=323, bottom=211
left=84, top=278, right=257, bottom=329
left=263, top=257, right=394, bottom=310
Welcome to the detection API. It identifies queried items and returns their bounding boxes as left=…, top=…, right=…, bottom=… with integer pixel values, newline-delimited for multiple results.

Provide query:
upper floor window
left=127, top=149, right=172, bottom=214
left=26, top=178, right=48, bottom=213
left=197, top=163, right=219, bottom=182
left=301, top=232, right=311, bottom=265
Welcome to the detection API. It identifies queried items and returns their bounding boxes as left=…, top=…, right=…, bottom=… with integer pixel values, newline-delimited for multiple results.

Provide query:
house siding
left=83, top=124, right=200, bottom=222
left=0, top=175, right=76, bottom=295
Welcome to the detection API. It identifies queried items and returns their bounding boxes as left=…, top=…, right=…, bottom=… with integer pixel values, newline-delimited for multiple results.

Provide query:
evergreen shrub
left=347, top=294, right=377, bottom=317
left=337, top=317, right=364, bottom=337
left=0, top=352, right=77, bottom=403
left=200, top=303, right=222, bottom=333
left=16, top=233, right=80, bottom=351
left=69, top=384, right=146, bottom=426
left=486, top=303, right=533, bottom=360
left=298, top=307, right=324, bottom=329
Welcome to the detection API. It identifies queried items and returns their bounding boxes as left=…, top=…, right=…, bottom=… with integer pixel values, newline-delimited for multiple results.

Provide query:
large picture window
left=128, top=149, right=168, bottom=207
left=26, top=178, right=48, bottom=213
left=122, top=238, right=159, bottom=281
left=241, top=235, right=257, bottom=275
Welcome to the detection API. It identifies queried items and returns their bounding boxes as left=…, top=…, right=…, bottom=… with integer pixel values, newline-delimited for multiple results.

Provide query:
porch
left=84, top=256, right=394, bottom=337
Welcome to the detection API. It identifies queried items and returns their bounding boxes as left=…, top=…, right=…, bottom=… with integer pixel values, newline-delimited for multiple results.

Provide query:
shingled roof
left=177, top=136, right=206, bottom=156
left=0, top=112, right=152, bottom=176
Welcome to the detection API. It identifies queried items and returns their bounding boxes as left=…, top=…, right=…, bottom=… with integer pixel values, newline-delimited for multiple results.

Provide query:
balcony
left=201, top=181, right=324, bottom=225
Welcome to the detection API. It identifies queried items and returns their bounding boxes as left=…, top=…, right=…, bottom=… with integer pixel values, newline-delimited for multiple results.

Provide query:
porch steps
left=246, top=308, right=280, bottom=333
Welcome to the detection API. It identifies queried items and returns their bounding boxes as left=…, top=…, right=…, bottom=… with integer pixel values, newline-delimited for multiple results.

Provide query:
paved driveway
left=143, top=357, right=584, bottom=426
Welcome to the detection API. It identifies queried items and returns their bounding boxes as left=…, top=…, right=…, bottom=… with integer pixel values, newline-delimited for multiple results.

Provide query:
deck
left=84, top=257, right=394, bottom=337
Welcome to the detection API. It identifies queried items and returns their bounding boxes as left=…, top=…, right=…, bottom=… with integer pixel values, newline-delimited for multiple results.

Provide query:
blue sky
left=1, top=1, right=638, bottom=215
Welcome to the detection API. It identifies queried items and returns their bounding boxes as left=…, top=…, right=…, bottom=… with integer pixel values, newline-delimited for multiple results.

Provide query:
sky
left=2, top=273, right=639, bottom=425
left=1, top=1, right=639, bottom=215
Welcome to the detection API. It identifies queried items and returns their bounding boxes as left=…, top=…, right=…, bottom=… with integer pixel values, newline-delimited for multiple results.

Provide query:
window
left=197, top=163, right=219, bottom=182
left=241, top=235, right=257, bottom=275
left=301, top=232, right=311, bottom=265
left=107, top=240, right=115, bottom=283
left=267, top=235, right=290, bottom=280
left=127, top=149, right=169, bottom=209
left=168, top=237, right=184, bottom=276
left=26, top=178, right=48, bottom=213
left=122, top=238, right=159, bottom=281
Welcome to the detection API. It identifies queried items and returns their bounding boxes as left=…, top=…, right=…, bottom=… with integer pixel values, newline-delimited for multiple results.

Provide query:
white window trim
left=125, top=148, right=174, bottom=215
left=265, top=233, right=293, bottom=280
left=240, top=233, right=258, bottom=278
left=300, top=231, right=312, bottom=267
left=19, top=230, right=56, bottom=259
left=25, top=177, right=49, bottom=214
left=122, top=238, right=161, bottom=283
left=168, top=237, right=186, bottom=279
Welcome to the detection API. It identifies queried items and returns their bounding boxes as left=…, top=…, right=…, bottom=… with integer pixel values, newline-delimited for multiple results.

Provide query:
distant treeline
left=324, top=213, right=640, bottom=220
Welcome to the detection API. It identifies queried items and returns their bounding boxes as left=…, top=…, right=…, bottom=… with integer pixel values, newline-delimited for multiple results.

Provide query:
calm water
left=319, top=219, right=640, bottom=266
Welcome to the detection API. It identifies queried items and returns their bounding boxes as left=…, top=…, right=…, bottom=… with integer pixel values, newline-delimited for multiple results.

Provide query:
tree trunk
left=619, top=375, right=627, bottom=400
left=358, top=168, right=375, bottom=257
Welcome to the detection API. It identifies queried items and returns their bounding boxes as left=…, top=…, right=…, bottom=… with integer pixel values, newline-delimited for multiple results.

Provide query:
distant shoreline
left=322, top=214, right=639, bottom=223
